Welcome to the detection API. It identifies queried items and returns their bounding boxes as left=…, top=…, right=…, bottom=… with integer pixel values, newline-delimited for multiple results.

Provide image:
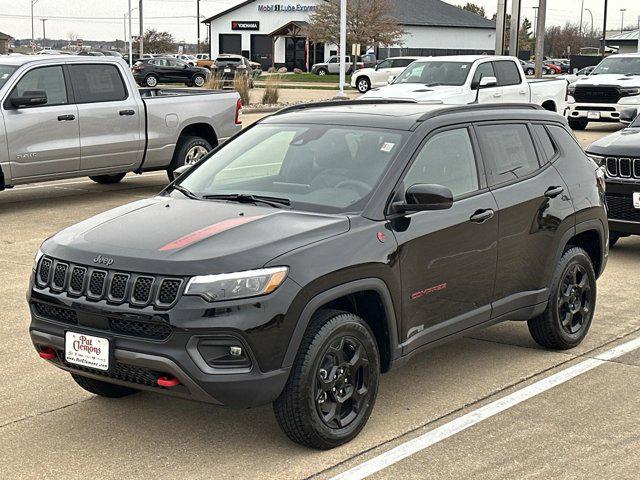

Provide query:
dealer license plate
left=633, top=192, right=640, bottom=209
left=65, top=332, right=110, bottom=371
left=224, top=68, right=231, bottom=73
left=588, top=111, right=601, bottom=120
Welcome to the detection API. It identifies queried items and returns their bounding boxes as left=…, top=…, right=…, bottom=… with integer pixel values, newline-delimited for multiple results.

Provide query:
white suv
left=350, top=56, right=422, bottom=93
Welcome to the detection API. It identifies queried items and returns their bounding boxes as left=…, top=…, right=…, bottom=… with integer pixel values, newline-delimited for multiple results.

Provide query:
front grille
left=33, top=302, right=78, bottom=325
left=605, top=157, right=640, bottom=179
left=606, top=193, right=640, bottom=222
left=109, top=317, right=172, bottom=340
left=35, top=257, right=184, bottom=309
left=574, top=85, right=622, bottom=104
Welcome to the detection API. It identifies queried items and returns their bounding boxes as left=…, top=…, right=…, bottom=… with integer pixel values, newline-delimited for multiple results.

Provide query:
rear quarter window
left=68, top=64, right=127, bottom=103
left=531, top=124, right=558, bottom=163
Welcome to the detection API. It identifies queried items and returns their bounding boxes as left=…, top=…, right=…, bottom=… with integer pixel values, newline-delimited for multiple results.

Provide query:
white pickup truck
left=0, top=56, right=241, bottom=191
left=361, top=55, right=568, bottom=113
left=566, top=53, right=640, bottom=130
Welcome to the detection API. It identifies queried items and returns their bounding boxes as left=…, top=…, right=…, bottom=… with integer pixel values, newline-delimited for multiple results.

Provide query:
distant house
left=605, top=30, right=639, bottom=54
left=0, top=31, right=11, bottom=54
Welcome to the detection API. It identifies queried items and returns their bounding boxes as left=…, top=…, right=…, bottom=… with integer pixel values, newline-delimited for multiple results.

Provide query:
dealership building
left=203, top=0, right=496, bottom=71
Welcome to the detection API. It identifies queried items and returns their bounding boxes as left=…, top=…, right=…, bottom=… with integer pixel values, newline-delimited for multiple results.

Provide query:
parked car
left=29, top=100, right=607, bottom=449
left=311, top=55, right=364, bottom=75
left=210, top=54, right=259, bottom=86
left=176, top=54, right=198, bottom=66
left=132, top=57, right=211, bottom=87
left=544, top=61, right=562, bottom=74
left=78, top=51, right=105, bottom=56
left=521, top=60, right=552, bottom=76
left=547, top=59, right=570, bottom=73
left=362, top=55, right=568, bottom=113
left=196, top=53, right=210, bottom=61
left=359, top=52, right=377, bottom=68
left=0, top=56, right=241, bottom=189
left=559, top=65, right=595, bottom=84
left=586, top=112, right=640, bottom=245
left=566, top=53, right=640, bottom=130
left=350, top=56, right=422, bottom=93
left=101, top=50, right=123, bottom=58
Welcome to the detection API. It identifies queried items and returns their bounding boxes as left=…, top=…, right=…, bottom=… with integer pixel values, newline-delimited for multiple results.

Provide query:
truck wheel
left=193, top=74, right=206, bottom=87
left=568, top=118, right=589, bottom=130
left=168, top=135, right=212, bottom=181
left=273, top=309, right=380, bottom=449
left=356, top=76, right=371, bottom=93
left=317, top=68, right=328, bottom=76
left=145, top=74, right=158, bottom=87
left=71, top=374, right=138, bottom=398
left=527, top=247, right=596, bottom=350
left=89, top=173, right=126, bottom=184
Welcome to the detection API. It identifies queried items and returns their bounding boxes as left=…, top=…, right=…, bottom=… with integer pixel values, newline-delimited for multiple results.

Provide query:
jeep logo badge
left=93, top=255, right=114, bottom=267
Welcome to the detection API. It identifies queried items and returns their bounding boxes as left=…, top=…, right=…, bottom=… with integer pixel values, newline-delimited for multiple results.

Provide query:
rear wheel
left=526, top=68, right=535, bottom=75
left=89, top=173, right=126, bottom=184
left=528, top=247, right=596, bottom=350
left=193, top=74, right=206, bottom=87
left=71, top=374, right=138, bottom=398
left=144, top=74, right=158, bottom=87
left=568, top=118, right=589, bottom=130
left=273, top=309, right=380, bottom=449
left=167, top=135, right=212, bottom=181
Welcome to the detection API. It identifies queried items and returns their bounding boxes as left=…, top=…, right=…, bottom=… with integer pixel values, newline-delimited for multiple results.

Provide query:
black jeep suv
left=586, top=113, right=640, bottom=246
left=29, top=101, right=608, bottom=449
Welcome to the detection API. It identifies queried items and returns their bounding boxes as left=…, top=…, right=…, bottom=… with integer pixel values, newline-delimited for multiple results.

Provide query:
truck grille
left=35, top=256, right=184, bottom=309
left=33, top=302, right=78, bottom=325
left=605, top=157, right=640, bottom=179
left=606, top=193, right=640, bottom=222
left=573, top=85, right=622, bottom=104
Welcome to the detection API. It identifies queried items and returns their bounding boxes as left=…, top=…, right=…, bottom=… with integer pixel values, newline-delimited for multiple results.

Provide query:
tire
left=71, top=374, right=138, bottom=398
left=193, top=74, right=206, bottom=87
left=145, top=74, right=158, bottom=87
left=89, top=173, right=126, bottom=184
left=273, top=309, right=380, bottom=449
left=317, top=68, right=328, bottom=76
left=356, top=76, right=371, bottom=93
left=167, top=135, right=213, bottom=181
left=568, top=118, right=589, bottom=130
left=528, top=247, right=596, bottom=350
left=526, top=68, right=535, bottom=75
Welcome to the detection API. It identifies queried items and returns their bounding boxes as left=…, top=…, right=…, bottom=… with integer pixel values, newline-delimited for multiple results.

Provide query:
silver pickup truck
left=0, top=56, right=241, bottom=190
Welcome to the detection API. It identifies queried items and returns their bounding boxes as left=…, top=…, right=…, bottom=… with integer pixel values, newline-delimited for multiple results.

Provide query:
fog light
left=196, top=336, right=251, bottom=369
left=230, top=346, right=242, bottom=357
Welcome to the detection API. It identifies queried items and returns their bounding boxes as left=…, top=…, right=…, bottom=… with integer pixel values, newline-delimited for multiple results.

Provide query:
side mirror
left=392, top=184, right=454, bottom=213
left=475, top=76, right=498, bottom=90
left=620, top=108, right=638, bottom=125
left=10, top=90, right=47, bottom=108
left=387, top=75, right=397, bottom=84
left=173, top=164, right=192, bottom=179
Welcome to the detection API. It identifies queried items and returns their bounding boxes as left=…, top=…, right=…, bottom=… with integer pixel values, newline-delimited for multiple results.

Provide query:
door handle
left=519, top=89, right=528, bottom=94
left=493, top=92, right=502, bottom=97
left=119, top=109, right=135, bottom=116
left=544, top=186, right=564, bottom=198
left=470, top=209, right=495, bottom=223
left=57, top=114, right=75, bottom=121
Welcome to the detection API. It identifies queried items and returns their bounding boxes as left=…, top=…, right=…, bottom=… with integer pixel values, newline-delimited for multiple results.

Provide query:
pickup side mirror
left=10, top=90, right=48, bottom=108
left=387, top=75, right=397, bottom=84
left=173, top=164, right=192, bottom=179
left=391, top=184, right=454, bottom=214
left=620, top=108, right=638, bottom=125
left=472, top=76, right=498, bottom=90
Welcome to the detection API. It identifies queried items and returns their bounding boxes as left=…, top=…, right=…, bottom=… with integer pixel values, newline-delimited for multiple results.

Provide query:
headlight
left=185, top=267, right=288, bottom=302
left=33, top=249, right=43, bottom=271
left=621, top=87, right=640, bottom=96
left=586, top=153, right=605, bottom=166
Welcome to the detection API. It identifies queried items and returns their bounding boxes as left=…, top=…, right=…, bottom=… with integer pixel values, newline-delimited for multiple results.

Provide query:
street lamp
left=585, top=8, right=594, bottom=36
left=532, top=6, right=539, bottom=37
left=620, top=9, right=626, bottom=34
left=31, top=0, right=39, bottom=49
left=337, top=0, right=346, bottom=98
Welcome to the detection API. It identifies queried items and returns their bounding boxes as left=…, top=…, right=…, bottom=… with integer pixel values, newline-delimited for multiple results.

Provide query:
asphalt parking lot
left=1, top=120, right=639, bottom=480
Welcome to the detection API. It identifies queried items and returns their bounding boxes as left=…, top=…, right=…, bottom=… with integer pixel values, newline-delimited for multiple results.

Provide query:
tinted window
left=391, top=58, right=414, bottom=68
left=12, top=66, right=67, bottom=106
left=494, top=60, right=521, bottom=86
left=376, top=59, right=392, bottom=69
left=547, top=125, right=587, bottom=158
left=404, top=128, right=479, bottom=197
left=394, top=61, right=472, bottom=86
left=68, top=64, right=127, bottom=103
left=531, top=124, right=557, bottom=163
left=472, top=62, right=496, bottom=86
left=477, top=124, right=539, bottom=185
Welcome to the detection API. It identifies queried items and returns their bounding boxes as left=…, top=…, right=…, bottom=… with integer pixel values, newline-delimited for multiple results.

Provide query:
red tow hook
left=38, top=346, right=57, bottom=360
left=157, top=376, right=180, bottom=388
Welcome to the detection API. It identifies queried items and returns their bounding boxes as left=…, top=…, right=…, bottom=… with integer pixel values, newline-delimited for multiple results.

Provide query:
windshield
left=393, top=61, right=472, bottom=86
left=592, top=57, right=640, bottom=76
left=0, top=65, right=17, bottom=89
left=177, top=123, right=406, bottom=213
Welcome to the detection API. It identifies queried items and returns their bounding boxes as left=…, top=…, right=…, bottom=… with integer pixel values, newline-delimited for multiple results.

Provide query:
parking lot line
left=330, top=334, right=640, bottom=480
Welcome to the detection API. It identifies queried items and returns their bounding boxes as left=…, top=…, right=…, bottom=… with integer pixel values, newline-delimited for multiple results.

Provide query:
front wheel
left=527, top=247, right=596, bottom=350
left=193, top=74, right=206, bottom=87
left=356, top=76, right=371, bottom=93
left=273, top=309, right=380, bottom=449
left=89, top=173, right=126, bottom=184
left=144, top=74, right=158, bottom=87
left=167, top=135, right=213, bottom=181
left=317, top=68, right=327, bottom=76
left=71, top=374, right=138, bottom=398
left=526, top=68, right=535, bottom=75
left=568, top=118, right=589, bottom=130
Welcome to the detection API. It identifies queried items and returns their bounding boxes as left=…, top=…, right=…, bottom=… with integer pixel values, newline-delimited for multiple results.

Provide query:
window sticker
left=380, top=142, right=395, bottom=153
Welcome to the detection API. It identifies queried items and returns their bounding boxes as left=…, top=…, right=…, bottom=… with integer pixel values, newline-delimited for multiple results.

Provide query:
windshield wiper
left=201, top=193, right=291, bottom=208
left=171, top=184, right=201, bottom=200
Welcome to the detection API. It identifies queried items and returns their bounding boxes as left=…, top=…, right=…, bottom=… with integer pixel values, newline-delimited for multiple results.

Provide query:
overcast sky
left=0, top=0, right=638, bottom=42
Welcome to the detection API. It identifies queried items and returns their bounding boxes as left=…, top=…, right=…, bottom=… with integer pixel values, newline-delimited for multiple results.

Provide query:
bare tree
left=305, top=0, right=405, bottom=49
left=143, top=29, right=175, bottom=54
left=462, top=2, right=486, bottom=18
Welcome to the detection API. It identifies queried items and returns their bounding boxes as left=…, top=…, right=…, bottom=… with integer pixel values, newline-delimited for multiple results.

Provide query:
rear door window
left=494, top=60, right=522, bottom=86
left=68, top=64, right=127, bottom=103
left=476, top=124, right=540, bottom=186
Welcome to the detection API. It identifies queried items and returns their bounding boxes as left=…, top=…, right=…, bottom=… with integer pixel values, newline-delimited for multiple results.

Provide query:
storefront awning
left=268, top=21, right=309, bottom=38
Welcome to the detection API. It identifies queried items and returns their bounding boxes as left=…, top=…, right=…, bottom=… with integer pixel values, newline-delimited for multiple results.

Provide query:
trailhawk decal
left=410, top=282, right=447, bottom=300
left=159, top=215, right=266, bottom=251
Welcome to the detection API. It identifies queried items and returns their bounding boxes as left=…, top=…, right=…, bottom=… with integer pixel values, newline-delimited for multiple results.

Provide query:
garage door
left=250, top=34, right=272, bottom=70
left=219, top=34, right=241, bottom=55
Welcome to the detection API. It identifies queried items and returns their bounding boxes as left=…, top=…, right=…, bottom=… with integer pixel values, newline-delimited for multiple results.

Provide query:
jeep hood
left=42, top=197, right=350, bottom=276
left=587, top=127, right=640, bottom=157
left=361, top=83, right=466, bottom=102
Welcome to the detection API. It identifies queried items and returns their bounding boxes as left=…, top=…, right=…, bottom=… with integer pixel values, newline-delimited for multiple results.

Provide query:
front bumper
left=566, top=101, right=631, bottom=122
left=605, top=180, right=640, bottom=236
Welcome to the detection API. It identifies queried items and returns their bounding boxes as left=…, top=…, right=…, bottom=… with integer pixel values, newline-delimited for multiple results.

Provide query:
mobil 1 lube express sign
left=257, top=3, right=317, bottom=12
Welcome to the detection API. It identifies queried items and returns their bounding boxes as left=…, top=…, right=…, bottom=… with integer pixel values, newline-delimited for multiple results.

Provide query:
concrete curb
left=243, top=106, right=281, bottom=114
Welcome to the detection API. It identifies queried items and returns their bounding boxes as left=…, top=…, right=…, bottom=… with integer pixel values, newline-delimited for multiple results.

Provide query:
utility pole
left=509, top=0, right=522, bottom=57
left=601, top=0, right=608, bottom=55
left=197, top=0, right=200, bottom=53
left=579, top=0, right=584, bottom=35
left=139, top=0, right=144, bottom=57
left=620, top=9, right=626, bottom=34
left=337, top=0, right=346, bottom=98
left=31, top=0, right=39, bottom=48
left=532, top=6, right=538, bottom=38
left=41, top=18, right=47, bottom=48
left=128, top=0, right=133, bottom=66
left=495, top=0, right=507, bottom=55
left=534, top=0, right=546, bottom=78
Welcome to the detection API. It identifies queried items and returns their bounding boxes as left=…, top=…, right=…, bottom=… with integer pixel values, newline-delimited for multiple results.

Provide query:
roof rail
left=271, top=98, right=418, bottom=116
left=417, top=102, right=544, bottom=121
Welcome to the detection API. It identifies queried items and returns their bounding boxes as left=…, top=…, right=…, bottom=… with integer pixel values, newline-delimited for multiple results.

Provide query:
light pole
left=139, top=0, right=144, bottom=57
left=196, top=0, right=200, bottom=53
left=579, top=0, right=584, bottom=35
left=31, top=0, right=39, bottom=48
left=532, top=6, right=539, bottom=38
left=128, top=1, right=135, bottom=66
left=337, top=0, right=346, bottom=98
left=620, top=9, right=626, bottom=34
left=41, top=18, right=47, bottom=48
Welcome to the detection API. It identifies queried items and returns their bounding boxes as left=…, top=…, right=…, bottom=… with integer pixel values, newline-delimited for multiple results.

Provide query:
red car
left=544, top=62, right=562, bottom=74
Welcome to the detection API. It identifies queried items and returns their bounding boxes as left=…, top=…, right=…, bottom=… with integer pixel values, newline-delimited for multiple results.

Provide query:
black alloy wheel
left=557, top=263, right=592, bottom=335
